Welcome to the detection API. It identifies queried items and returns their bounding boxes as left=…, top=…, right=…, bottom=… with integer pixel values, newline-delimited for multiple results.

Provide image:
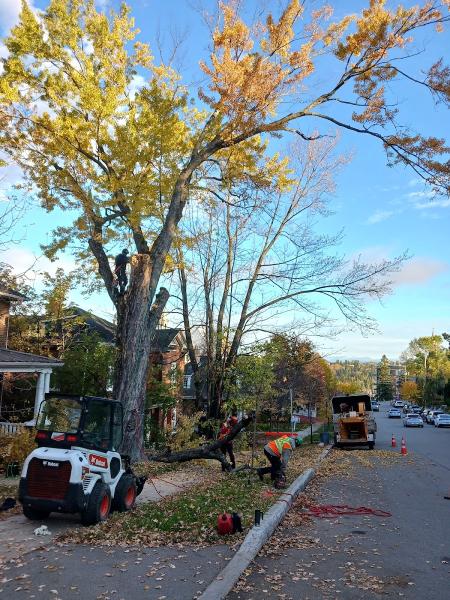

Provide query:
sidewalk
left=0, top=468, right=204, bottom=564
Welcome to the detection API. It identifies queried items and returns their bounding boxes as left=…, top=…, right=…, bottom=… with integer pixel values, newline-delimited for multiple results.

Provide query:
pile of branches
left=147, top=415, right=253, bottom=471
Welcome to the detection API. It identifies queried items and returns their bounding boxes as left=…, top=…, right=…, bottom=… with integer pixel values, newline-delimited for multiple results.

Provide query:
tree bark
left=114, top=254, right=169, bottom=462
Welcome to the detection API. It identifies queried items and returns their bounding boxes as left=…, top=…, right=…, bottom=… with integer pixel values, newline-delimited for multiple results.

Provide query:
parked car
left=388, top=408, right=402, bottom=418
left=422, top=409, right=432, bottom=422
left=403, top=414, right=424, bottom=428
left=434, top=413, right=450, bottom=428
left=427, top=410, right=444, bottom=424
left=371, top=401, right=380, bottom=411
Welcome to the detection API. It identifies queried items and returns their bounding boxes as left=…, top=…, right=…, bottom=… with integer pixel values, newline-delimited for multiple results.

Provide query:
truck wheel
left=113, top=474, right=137, bottom=512
left=23, top=505, right=50, bottom=520
left=368, top=442, right=375, bottom=450
left=81, top=481, right=111, bottom=526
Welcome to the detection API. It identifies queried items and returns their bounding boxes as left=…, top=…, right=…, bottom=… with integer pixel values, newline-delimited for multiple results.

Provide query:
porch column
left=33, top=371, right=46, bottom=420
left=44, top=370, right=51, bottom=393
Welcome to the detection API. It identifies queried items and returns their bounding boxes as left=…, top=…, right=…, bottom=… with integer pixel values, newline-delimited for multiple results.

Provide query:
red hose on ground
left=305, top=504, right=392, bottom=518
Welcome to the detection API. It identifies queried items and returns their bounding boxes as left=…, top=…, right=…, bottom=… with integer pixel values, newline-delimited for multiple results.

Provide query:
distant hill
left=330, top=360, right=377, bottom=394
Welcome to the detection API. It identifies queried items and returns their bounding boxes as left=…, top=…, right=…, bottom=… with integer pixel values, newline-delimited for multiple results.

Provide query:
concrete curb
left=198, top=445, right=333, bottom=600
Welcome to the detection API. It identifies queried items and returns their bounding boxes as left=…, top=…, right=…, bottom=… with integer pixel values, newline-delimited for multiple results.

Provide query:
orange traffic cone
left=391, top=434, right=396, bottom=448
left=400, top=436, right=407, bottom=456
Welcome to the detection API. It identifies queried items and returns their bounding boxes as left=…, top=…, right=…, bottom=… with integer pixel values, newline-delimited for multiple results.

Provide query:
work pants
left=258, top=449, right=283, bottom=481
left=221, top=442, right=236, bottom=471
left=115, top=266, right=128, bottom=294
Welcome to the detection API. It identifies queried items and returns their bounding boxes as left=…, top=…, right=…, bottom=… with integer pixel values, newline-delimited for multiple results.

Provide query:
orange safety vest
left=267, top=436, right=292, bottom=457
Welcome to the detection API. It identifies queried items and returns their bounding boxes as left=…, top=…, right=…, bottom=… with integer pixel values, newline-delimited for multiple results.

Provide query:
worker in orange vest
left=257, top=435, right=295, bottom=482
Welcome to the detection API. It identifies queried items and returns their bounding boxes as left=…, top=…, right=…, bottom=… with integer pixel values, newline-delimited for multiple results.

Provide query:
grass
left=62, top=444, right=324, bottom=547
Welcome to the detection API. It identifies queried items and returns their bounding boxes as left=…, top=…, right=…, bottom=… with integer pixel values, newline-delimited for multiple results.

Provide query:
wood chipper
left=19, top=393, right=145, bottom=525
left=332, top=394, right=377, bottom=449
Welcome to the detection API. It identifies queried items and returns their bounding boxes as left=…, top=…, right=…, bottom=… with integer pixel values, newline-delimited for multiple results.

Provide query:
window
left=183, top=374, right=192, bottom=389
left=111, top=403, right=123, bottom=450
left=170, top=363, right=177, bottom=385
left=82, top=400, right=111, bottom=449
left=37, top=397, right=82, bottom=432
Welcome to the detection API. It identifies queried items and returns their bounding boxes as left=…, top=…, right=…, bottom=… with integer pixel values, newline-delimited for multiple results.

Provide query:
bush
left=0, top=428, right=36, bottom=472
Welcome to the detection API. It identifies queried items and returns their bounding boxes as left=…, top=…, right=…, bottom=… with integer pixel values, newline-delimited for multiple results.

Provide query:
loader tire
left=112, top=474, right=137, bottom=512
left=368, top=442, right=375, bottom=450
left=23, top=505, right=50, bottom=520
left=81, top=481, right=111, bottom=526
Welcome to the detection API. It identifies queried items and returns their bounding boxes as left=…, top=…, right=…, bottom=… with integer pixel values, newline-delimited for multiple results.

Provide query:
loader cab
left=35, top=393, right=123, bottom=452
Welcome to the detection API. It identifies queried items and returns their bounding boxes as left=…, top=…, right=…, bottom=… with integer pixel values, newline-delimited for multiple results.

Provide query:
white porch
left=0, top=349, right=63, bottom=424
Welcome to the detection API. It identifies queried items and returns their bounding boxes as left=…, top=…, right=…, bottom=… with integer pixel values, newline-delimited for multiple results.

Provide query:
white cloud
left=406, top=190, right=435, bottom=200
left=0, top=246, right=76, bottom=287
left=366, top=210, right=395, bottom=224
left=0, top=41, right=8, bottom=73
left=415, top=198, right=450, bottom=210
left=95, top=0, right=110, bottom=10
left=403, top=189, right=450, bottom=210
left=0, top=0, right=36, bottom=35
left=128, top=74, right=146, bottom=99
left=391, top=257, right=448, bottom=287
left=407, top=178, right=421, bottom=188
left=351, top=248, right=448, bottom=288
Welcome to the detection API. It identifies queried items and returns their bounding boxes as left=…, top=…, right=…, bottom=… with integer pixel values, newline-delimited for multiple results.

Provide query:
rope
left=147, top=477, right=165, bottom=499
left=304, top=504, right=392, bottom=518
left=152, top=475, right=187, bottom=490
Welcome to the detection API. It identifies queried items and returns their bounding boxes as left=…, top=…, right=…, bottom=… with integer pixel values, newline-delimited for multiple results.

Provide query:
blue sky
left=0, top=0, right=449, bottom=362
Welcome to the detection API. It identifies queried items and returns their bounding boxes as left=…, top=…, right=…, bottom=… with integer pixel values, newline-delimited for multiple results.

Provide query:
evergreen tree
left=377, top=355, right=394, bottom=402
left=53, top=332, right=115, bottom=397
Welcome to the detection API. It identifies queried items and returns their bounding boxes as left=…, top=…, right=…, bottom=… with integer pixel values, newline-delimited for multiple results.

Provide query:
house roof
left=39, top=306, right=116, bottom=344
left=70, top=311, right=184, bottom=350
left=0, top=348, right=63, bottom=369
left=151, top=328, right=185, bottom=352
left=70, top=307, right=116, bottom=343
left=0, top=287, right=27, bottom=302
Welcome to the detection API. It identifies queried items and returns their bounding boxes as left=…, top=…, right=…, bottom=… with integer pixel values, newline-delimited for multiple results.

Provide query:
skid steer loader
left=19, top=393, right=146, bottom=525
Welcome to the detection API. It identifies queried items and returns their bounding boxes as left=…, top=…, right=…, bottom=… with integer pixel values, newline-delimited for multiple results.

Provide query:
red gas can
left=217, top=512, right=234, bottom=535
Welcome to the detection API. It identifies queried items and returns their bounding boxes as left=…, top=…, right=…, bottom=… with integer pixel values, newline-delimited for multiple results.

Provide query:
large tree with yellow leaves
left=1, top=0, right=449, bottom=460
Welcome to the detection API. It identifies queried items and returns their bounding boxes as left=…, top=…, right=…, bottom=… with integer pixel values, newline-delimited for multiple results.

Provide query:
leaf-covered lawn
left=62, top=445, right=324, bottom=547
left=0, top=479, right=21, bottom=520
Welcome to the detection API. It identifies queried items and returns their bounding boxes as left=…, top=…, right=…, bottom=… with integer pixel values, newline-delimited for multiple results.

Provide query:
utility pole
left=290, top=387, right=294, bottom=433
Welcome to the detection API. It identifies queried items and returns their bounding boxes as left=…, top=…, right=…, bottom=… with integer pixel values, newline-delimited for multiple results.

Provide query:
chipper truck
left=332, top=394, right=377, bottom=449
left=19, top=393, right=145, bottom=525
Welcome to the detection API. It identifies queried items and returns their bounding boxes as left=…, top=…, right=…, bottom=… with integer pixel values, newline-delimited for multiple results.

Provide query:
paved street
left=1, top=405, right=448, bottom=599
left=378, top=403, right=450, bottom=473
left=229, top=402, right=450, bottom=599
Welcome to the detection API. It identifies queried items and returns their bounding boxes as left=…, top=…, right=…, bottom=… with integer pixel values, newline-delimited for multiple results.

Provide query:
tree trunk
left=114, top=254, right=169, bottom=462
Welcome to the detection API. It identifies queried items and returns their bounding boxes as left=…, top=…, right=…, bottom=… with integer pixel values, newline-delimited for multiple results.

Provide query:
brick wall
left=0, top=299, right=10, bottom=348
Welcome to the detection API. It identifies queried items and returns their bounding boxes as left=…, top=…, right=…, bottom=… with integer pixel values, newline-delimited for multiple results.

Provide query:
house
left=182, top=355, right=209, bottom=411
left=146, top=328, right=187, bottom=434
left=0, top=287, right=63, bottom=424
